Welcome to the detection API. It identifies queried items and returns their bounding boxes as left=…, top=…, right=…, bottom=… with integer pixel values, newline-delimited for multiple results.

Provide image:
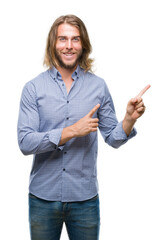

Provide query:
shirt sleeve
left=17, top=82, right=64, bottom=155
left=98, top=81, right=137, bottom=148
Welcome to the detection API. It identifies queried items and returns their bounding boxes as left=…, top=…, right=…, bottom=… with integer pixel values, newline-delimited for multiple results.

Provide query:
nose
left=66, top=39, right=73, bottom=50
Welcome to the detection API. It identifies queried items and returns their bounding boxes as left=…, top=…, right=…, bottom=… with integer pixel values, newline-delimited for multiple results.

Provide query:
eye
left=73, top=37, right=80, bottom=42
left=58, top=37, right=66, bottom=41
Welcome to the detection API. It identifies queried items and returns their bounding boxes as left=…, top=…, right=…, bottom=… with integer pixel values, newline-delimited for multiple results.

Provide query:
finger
left=137, top=106, right=145, bottom=113
left=136, top=84, right=151, bottom=98
left=87, top=104, right=100, bottom=117
left=90, top=118, right=99, bottom=123
left=91, top=127, right=98, bottom=132
left=130, top=98, right=139, bottom=105
left=134, top=97, right=143, bottom=105
left=135, top=101, right=144, bottom=110
left=91, top=122, right=99, bottom=128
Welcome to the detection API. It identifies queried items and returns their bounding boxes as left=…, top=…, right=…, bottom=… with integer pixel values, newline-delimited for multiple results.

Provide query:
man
left=17, top=15, right=150, bottom=240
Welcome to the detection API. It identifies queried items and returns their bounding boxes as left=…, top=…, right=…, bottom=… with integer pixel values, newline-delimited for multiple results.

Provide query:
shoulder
left=20, top=70, right=49, bottom=101
left=26, top=70, right=48, bottom=86
left=23, top=69, right=49, bottom=92
left=81, top=69, right=106, bottom=87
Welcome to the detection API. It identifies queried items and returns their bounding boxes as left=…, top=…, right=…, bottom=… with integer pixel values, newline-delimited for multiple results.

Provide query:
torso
left=64, top=78, right=74, bottom=94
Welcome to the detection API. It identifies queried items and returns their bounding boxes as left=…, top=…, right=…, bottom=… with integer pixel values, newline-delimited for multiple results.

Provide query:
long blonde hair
left=43, top=15, right=94, bottom=72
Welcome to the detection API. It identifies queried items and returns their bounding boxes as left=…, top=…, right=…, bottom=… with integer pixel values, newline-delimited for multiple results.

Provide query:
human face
left=55, top=23, right=83, bottom=70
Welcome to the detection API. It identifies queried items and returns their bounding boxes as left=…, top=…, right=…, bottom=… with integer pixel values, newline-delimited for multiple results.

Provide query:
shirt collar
left=48, top=65, right=81, bottom=81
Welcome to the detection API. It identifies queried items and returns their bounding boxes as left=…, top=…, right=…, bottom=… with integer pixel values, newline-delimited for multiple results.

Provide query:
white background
left=0, top=0, right=168, bottom=239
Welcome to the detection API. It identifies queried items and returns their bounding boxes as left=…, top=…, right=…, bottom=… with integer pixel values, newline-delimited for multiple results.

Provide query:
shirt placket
left=62, top=94, right=70, bottom=201
left=57, top=76, right=71, bottom=201
left=57, top=72, right=78, bottom=201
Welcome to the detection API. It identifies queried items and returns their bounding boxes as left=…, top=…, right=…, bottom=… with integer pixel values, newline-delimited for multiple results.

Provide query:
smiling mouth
left=63, top=52, right=75, bottom=55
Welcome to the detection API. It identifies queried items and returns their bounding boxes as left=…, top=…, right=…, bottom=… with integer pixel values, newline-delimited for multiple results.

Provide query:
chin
left=64, top=64, right=77, bottom=69
left=60, top=60, right=78, bottom=69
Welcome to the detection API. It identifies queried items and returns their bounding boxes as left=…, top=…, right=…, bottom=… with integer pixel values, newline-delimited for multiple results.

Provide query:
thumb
left=87, top=104, right=100, bottom=117
left=130, top=98, right=138, bottom=105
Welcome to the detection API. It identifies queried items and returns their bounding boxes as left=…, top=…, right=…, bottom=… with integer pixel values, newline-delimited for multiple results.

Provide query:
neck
left=56, top=65, right=77, bottom=81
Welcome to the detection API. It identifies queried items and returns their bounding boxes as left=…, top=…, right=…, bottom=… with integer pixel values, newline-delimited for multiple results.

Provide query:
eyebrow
left=57, top=36, right=81, bottom=39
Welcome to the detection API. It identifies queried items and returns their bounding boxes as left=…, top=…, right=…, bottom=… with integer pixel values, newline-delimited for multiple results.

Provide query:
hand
left=126, top=84, right=151, bottom=121
left=72, top=104, right=100, bottom=137
left=123, top=84, right=151, bottom=136
left=59, top=104, right=100, bottom=146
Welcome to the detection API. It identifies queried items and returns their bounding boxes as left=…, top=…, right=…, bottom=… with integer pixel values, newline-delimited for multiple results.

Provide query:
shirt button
left=63, top=168, right=65, bottom=171
left=64, top=152, right=67, bottom=154
left=67, top=101, right=69, bottom=103
left=62, top=84, right=64, bottom=86
left=66, top=117, right=69, bottom=120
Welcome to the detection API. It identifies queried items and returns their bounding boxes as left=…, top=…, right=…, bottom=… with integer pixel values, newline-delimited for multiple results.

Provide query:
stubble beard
left=55, top=50, right=83, bottom=70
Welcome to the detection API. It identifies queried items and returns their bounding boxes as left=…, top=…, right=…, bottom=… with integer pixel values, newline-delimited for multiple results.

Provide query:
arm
left=98, top=82, right=137, bottom=148
left=17, top=82, right=63, bottom=155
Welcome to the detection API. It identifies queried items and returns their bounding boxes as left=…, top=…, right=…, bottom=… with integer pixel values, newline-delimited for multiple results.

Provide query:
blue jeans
left=29, top=193, right=100, bottom=240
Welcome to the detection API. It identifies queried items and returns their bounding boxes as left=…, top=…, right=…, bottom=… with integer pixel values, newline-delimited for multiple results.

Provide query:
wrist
left=59, top=125, right=77, bottom=146
left=124, top=113, right=136, bottom=125
left=69, top=124, right=78, bottom=138
left=123, top=114, right=136, bottom=137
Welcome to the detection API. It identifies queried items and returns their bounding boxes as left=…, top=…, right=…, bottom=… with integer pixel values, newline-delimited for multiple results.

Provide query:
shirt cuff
left=113, top=121, right=137, bottom=140
left=49, top=128, right=65, bottom=151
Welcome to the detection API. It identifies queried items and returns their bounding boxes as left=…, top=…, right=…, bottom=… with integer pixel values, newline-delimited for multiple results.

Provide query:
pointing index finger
left=136, top=84, right=151, bottom=98
left=88, top=104, right=100, bottom=117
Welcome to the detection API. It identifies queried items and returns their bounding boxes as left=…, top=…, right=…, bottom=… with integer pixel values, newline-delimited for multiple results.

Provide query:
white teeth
left=64, top=53, right=74, bottom=56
